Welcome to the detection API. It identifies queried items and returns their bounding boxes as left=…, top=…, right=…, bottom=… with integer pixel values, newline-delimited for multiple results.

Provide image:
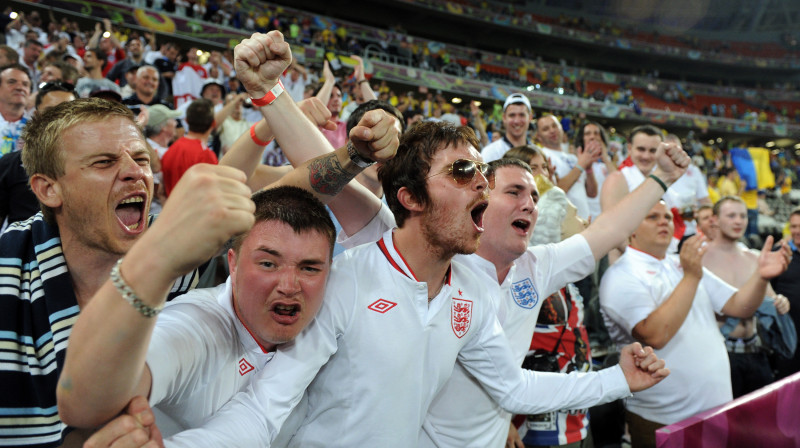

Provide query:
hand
left=619, top=342, right=670, bottom=393
left=651, top=141, right=690, bottom=184
left=758, top=236, right=791, bottom=279
left=348, top=109, right=400, bottom=162
left=83, top=396, right=164, bottom=448
left=102, top=18, right=112, bottom=31
left=233, top=31, right=292, bottom=99
left=322, top=60, right=334, bottom=83
left=136, top=107, right=150, bottom=129
left=774, top=294, right=790, bottom=315
left=506, top=421, right=524, bottom=448
left=144, top=164, right=255, bottom=282
left=298, top=97, right=336, bottom=130
left=678, top=234, right=707, bottom=280
left=95, top=22, right=102, bottom=33
left=351, top=54, right=365, bottom=81
left=576, top=142, right=601, bottom=169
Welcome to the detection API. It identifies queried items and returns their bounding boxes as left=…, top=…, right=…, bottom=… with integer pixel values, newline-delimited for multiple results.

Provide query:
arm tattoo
left=308, top=153, right=357, bottom=196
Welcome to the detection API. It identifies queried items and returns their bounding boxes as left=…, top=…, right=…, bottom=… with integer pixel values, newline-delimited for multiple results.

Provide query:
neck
left=185, top=130, right=210, bottom=141
left=709, top=235, right=739, bottom=251
left=629, top=243, right=667, bottom=260
left=0, top=103, right=24, bottom=121
left=89, top=67, right=104, bottom=79
left=393, top=225, right=452, bottom=299
left=136, top=91, right=155, bottom=104
left=59, top=230, right=121, bottom=309
left=475, top=245, right=514, bottom=284
left=506, top=133, right=526, bottom=147
left=151, top=133, right=170, bottom=147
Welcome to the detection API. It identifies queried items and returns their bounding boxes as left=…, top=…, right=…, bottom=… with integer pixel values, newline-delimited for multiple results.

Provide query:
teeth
left=127, top=222, right=139, bottom=230
left=120, top=197, right=144, bottom=205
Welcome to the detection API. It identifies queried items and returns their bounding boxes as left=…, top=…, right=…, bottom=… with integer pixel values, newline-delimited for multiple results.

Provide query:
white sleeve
left=528, top=234, right=594, bottom=298
left=599, top=266, right=658, bottom=336
left=337, top=202, right=396, bottom=249
left=147, top=302, right=233, bottom=407
left=163, top=267, right=358, bottom=447
left=693, top=167, right=710, bottom=200
left=456, top=299, right=630, bottom=415
left=700, top=267, right=738, bottom=314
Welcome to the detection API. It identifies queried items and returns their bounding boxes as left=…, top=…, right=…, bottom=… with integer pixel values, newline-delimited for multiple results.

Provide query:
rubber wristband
left=576, top=164, right=586, bottom=173
left=110, top=259, right=162, bottom=318
left=250, top=124, right=272, bottom=146
left=358, top=79, right=369, bottom=84
left=648, top=174, right=668, bottom=192
left=250, top=79, right=285, bottom=107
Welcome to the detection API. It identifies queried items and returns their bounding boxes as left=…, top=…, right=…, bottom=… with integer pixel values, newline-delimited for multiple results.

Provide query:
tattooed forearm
left=309, top=153, right=358, bottom=196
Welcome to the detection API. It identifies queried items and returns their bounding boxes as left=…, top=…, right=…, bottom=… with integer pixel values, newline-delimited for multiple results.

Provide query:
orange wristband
left=250, top=124, right=272, bottom=146
left=250, top=79, right=285, bottom=107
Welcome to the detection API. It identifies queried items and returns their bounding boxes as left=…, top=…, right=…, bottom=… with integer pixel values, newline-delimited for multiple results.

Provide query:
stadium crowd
left=1, top=4, right=799, bottom=448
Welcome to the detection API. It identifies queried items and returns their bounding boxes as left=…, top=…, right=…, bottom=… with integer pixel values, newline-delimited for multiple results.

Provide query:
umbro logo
left=238, top=358, right=254, bottom=376
left=368, top=299, right=397, bottom=313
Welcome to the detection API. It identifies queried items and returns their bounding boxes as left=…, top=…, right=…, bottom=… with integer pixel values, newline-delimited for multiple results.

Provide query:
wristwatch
left=347, top=141, right=375, bottom=168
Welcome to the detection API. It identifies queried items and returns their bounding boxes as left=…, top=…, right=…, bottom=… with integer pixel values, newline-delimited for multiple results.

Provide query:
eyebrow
left=256, top=248, right=326, bottom=265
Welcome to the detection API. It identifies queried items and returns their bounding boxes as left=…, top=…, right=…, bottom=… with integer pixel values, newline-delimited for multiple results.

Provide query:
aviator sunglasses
left=426, top=159, right=495, bottom=189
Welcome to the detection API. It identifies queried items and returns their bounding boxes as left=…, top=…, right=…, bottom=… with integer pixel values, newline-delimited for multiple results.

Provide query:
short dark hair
left=346, top=100, right=405, bottom=135
left=87, top=47, right=108, bottom=70
left=25, top=39, right=43, bottom=49
left=185, top=98, right=215, bottom=133
left=629, top=124, right=663, bottom=142
left=378, top=121, right=480, bottom=228
left=231, top=186, right=336, bottom=259
left=791, top=206, right=800, bottom=219
left=35, top=81, right=75, bottom=110
left=45, top=60, right=79, bottom=85
left=575, top=120, right=609, bottom=148
left=0, top=63, right=32, bottom=90
left=0, top=45, right=20, bottom=64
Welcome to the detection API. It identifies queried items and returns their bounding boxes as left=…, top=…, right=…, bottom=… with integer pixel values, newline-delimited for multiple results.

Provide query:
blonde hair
left=21, top=98, right=138, bottom=223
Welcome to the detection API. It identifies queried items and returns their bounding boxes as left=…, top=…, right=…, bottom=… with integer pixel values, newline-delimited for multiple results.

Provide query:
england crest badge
left=511, top=278, right=539, bottom=309
left=451, top=298, right=473, bottom=338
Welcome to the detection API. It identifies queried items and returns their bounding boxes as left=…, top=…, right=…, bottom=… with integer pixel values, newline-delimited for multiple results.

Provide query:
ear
left=29, top=174, right=63, bottom=209
left=227, top=248, right=238, bottom=282
left=397, top=186, right=424, bottom=214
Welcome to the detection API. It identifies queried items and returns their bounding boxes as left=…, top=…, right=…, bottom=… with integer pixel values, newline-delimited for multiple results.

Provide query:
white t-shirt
left=146, top=279, right=304, bottom=444
left=599, top=247, right=736, bottom=424
left=542, top=147, right=590, bottom=220
left=339, top=206, right=616, bottom=448
left=481, top=137, right=513, bottom=162
left=165, top=229, right=630, bottom=448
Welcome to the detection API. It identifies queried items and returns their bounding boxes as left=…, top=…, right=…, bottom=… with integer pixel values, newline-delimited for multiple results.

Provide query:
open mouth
left=271, top=303, right=301, bottom=325
left=471, top=201, right=488, bottom=231
left=511, top=218, right=531, bottom=234
left=115, top=194, right=146, bottom=232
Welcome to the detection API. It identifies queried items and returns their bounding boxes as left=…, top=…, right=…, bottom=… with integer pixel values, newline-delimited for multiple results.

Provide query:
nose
left=119, top=153, right=148, bottom=182
left=521, top=193, right=535, bottom=214
left=276, top=268, right=301, bottom=296
left=472, top=169, right=490, bottom=191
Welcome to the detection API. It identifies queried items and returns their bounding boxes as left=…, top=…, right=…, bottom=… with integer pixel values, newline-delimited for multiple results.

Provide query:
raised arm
left=721, top=236, right=791, bottom=318
left=57, top=165, right=255, bottom=428
left=351, top=55, right=377, bottom=101
left=582, top=141, right=690, bottom=260
left=231, top=31, right=392, bottom=232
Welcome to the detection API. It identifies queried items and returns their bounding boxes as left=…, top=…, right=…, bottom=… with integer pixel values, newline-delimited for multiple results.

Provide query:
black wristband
left=648, top=174, right=668, bottom=192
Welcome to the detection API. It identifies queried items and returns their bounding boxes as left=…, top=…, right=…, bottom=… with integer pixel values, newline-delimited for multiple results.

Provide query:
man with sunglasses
left=156, top=33, right=670, bottom=448
left=325, top=134, right=694, bottom=448
left=0, top=81, right=75, bottom=227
